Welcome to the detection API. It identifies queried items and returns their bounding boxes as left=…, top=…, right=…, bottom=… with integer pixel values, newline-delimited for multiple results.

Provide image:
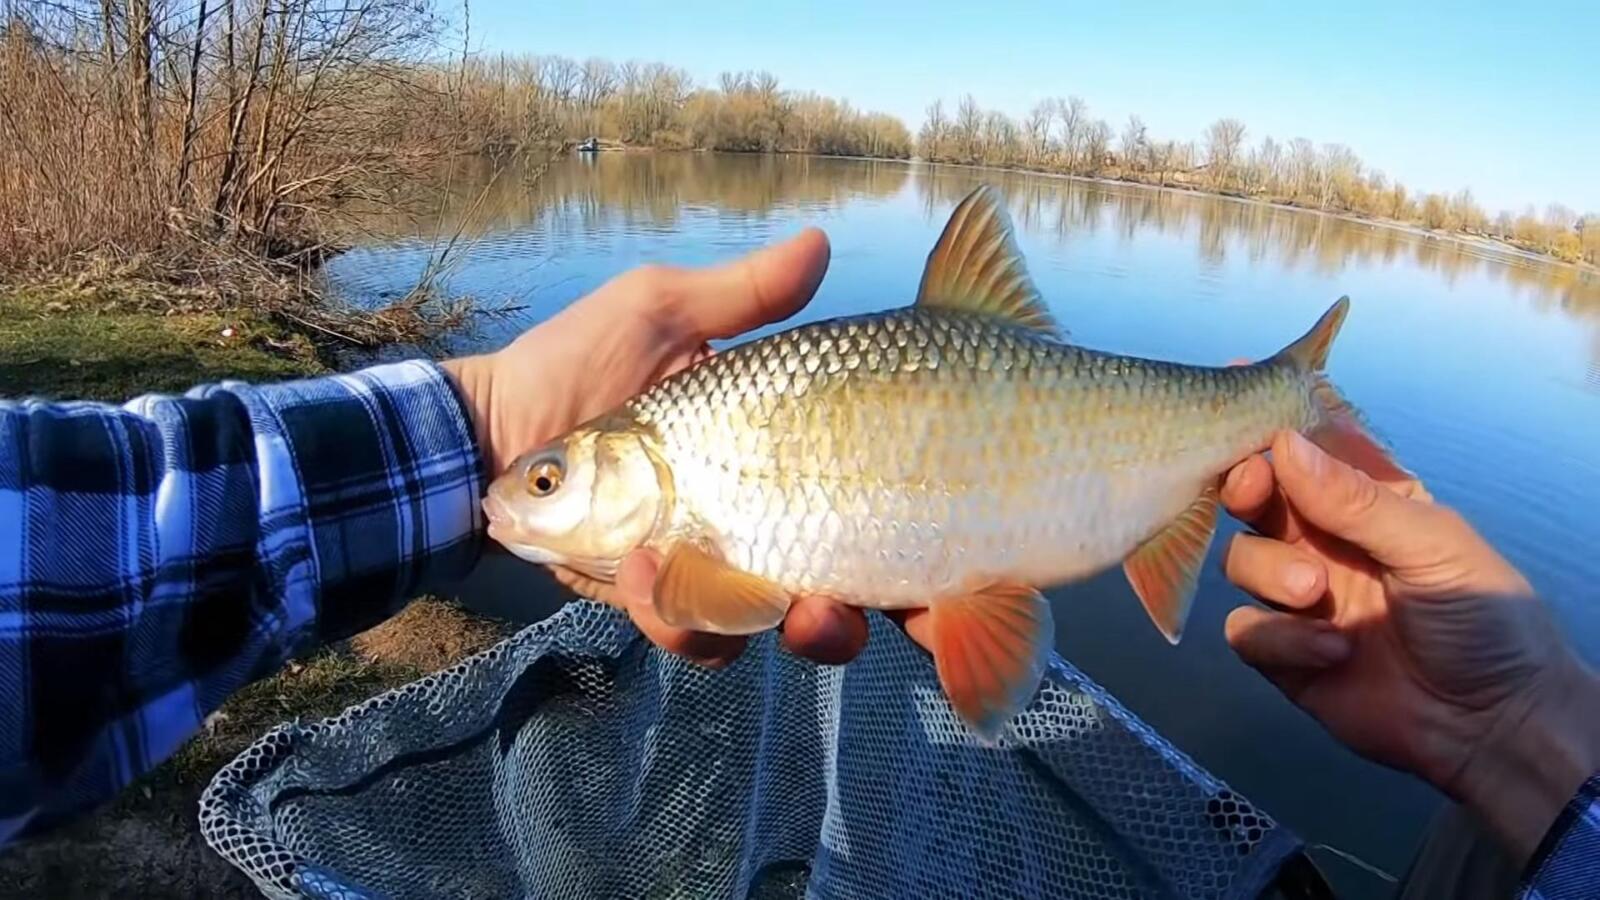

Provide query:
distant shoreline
left=565, top=145, right=1598, bottom=274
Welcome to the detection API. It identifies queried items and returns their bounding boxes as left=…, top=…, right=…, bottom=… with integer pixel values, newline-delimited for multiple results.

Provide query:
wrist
left=439, top=353, right=499, bottom=476
left=1453, top=653, right=1600, bottom=867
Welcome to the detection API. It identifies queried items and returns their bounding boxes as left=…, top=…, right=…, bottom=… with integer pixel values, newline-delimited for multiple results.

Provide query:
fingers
left=1223, top=534, right=1328, bottom=610
left=884, top=607, right=933, bottom=653
left=549, top=564, right=626, bottom=609
left=658, top=228, right=831, bottom=340
left=1220, top=454, right=1274, bottom=522
left=1221, top=454, right=1304, bottom=544
left=780, top=595, right=869, bottom=665
left=1271, top=431, right=1440, bottom=566
left=616, top=550, right=746, bottom=667
left=1225, top=606, right=1351, bottom=672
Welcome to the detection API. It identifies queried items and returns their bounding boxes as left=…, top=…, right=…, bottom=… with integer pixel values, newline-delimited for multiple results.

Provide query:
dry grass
left=351, top=596, right=510, bottom=671
left=0, top=599, right=513, bottom=898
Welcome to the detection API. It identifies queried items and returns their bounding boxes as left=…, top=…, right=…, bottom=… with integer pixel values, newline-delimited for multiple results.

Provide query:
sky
left=459, top=0, right=1598, bottom=215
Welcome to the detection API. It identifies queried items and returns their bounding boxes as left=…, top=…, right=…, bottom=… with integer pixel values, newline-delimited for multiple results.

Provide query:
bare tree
left=1243, top=136, right=1280, bottom=197
left=1083, top=119, right=1111, bottom=171
left=1149, top=140, right=1177, bottom=186
left=1318, top=143, right=1360, bottom=210
left=1054, top=95, right=1086, bottom=173
left=1025, top=100, right=1052, bottom=166
left=920, top=99, right=948, bottom=160
left=954, top=94, right=982, bottom=164
left=1119, top=114, right=1146, bottom=173
left=1203, top=118, right=1246, bottom=191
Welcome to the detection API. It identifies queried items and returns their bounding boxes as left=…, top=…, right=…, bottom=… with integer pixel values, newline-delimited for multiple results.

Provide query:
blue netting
left=199, top=601, right=1306, bottom=899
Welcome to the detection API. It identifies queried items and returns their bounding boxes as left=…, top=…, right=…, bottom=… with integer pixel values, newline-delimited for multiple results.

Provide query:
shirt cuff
left=227, top=358, right=487, bottom=646
left=1520, top=770, right=1600, bottom=899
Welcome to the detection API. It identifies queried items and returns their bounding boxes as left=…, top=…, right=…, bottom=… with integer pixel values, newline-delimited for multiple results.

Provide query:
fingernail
left=1286, top=431, right=1326, bottom=478
left=1223, top=462, right=1244, bottom=493
left=1285, top=562, right=1319, bottom=599
left=1309, top=629, right=1350, bottom=664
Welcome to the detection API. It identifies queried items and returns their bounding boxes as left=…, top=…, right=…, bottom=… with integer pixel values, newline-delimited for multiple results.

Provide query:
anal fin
left=653, top=541, right=791, bottom=635
left=927, top=580, right=1054, bottom=741
left=1124, top=486, right=1220, bottom=644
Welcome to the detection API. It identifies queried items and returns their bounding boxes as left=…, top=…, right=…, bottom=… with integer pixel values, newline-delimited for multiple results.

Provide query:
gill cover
left=484, top=427, right=671, bottom=581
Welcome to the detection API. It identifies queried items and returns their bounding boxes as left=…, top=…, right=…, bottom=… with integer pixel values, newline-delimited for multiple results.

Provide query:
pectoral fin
left=927, top=580, right=1054, bottom=741
left=1123, top=486, right=1220, bottom=644
left=653, top=541, right=791, bottom=635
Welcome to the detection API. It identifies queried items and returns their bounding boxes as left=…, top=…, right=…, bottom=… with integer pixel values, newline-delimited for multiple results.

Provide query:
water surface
left=326, top=152, right=1600, bottom=897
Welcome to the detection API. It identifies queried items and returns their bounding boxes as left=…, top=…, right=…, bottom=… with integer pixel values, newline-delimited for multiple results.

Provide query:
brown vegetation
left=452, top=55, right=913, bottom=158
left=0, top=0, right=464, bottom=268
left=1, top=1, right=1590, bottom=298
left=918, top=95, right=1599, bottom=266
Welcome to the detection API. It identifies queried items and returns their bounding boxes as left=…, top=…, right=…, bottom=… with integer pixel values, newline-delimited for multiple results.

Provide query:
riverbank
left=0, top=282, right=519, bottom=896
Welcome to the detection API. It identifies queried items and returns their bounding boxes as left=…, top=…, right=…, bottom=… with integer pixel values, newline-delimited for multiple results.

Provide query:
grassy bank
left=0, top=283, right=517, bottom=896
left=0, top=280, right=325, bottom=401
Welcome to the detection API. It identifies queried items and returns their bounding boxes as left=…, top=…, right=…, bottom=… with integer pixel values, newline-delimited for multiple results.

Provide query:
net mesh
left=199, top=602, right=1303, bottom=899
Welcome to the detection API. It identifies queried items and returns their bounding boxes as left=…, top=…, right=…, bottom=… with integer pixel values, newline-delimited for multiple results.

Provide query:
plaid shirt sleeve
left=1520, top=772, right=1600, bottom=899
left=0, top=360, right=485, bottom=843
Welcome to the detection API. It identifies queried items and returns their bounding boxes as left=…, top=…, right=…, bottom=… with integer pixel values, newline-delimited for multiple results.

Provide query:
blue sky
left=461, top=1, right=1597, bottom=215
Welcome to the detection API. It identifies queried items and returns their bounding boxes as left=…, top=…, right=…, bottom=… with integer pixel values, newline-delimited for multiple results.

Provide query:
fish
left=482, top=184, right=1405, bottom=741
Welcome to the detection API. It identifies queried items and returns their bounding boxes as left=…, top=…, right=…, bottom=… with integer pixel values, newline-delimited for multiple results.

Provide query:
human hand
left=1219, top=430, right=1600, bottom=864
left=442, top=230, right=875, bottom=668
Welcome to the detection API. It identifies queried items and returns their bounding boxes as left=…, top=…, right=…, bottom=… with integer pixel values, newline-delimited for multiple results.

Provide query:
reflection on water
left=326, top=153, right=1600, bottom=900
left=909, top=168, right=1600, bottom=317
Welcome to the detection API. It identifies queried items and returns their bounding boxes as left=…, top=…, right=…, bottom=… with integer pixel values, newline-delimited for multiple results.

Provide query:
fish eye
left=527, top=460, right=564, bottom=496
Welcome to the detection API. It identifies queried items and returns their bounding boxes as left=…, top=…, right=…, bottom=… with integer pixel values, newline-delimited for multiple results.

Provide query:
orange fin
left=1270, top=295, right=1414, bottom=483
left=1274, top=295, right=1350, bottom=371
left=1124, top=486, right=1220, bottom=644
left=915, top=185, right=1063, bottom=337
left=927, top=580, right=1054, bottom=740
left=1307, top=377, right=1414, bottom=483
left=653, top=542, right=790, bottom=635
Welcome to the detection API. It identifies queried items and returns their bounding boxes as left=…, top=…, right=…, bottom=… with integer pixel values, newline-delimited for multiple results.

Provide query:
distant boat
left=576, top=137, right=599, bottom=152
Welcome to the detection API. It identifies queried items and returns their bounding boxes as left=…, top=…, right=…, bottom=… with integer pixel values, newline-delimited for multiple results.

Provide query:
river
left=323, top=151, right=1600, bottom=898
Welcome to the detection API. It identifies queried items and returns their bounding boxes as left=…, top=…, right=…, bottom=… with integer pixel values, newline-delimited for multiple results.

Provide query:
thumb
left=659, top=228, right=831, bottom=340
left=1272, top=430, right=1439, bottom=566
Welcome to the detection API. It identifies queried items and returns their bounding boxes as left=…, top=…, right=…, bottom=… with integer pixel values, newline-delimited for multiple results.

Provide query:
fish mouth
left=483, top=493, right=513, bottom=528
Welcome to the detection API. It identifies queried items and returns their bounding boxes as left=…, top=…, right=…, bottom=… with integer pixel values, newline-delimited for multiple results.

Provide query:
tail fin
left=1273, top=295, right=1349, bottom=372
left=1276, top=296, right=1414, bottom=483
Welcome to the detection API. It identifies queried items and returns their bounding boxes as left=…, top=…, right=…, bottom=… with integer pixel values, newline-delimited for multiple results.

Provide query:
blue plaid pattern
left=0, top=360, right=484, bottom=843
left=1522, top=772, right=1600, bottom=899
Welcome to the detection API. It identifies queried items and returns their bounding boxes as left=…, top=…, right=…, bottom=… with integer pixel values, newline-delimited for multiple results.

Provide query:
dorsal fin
left=915, top=185, right=1062, bottom=337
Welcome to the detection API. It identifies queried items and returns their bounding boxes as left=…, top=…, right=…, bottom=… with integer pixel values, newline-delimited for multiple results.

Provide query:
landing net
left=200, top=602, right=1306, bottom=899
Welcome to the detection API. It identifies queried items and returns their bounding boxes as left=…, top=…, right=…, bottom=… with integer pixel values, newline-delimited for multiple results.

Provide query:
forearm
left=0, top=360, right=485, bottom=841
left=1452, top=652, right=1600, bottom=895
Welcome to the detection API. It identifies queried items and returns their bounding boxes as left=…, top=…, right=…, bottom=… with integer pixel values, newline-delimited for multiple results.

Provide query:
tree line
left=446, top=55, right=1598, bottom=266
left=451, top=55, right=912, bottom=159
left=917, top=95, right=1598, bottom=266
left=1, top=0, right=1591, bottom=271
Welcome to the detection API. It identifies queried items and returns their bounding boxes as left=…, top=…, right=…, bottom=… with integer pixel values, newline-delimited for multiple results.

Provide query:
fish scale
left=627, top=307, right=1315, bottom=606
left=485, top=184, right=1402, bottom=738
